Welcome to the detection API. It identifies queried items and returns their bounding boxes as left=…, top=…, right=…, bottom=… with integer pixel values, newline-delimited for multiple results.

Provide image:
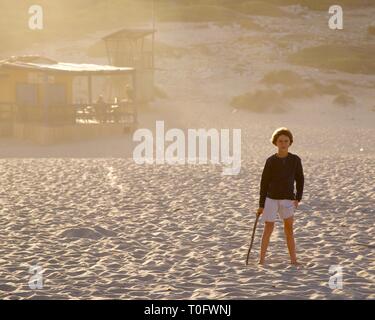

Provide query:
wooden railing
left=4, top=102, right=138, bottom=126
left=10, top=105, right=74, bottom=124
left=0, top=103, right=15, bottom=122
left=74, top=102, right=138, bottom=125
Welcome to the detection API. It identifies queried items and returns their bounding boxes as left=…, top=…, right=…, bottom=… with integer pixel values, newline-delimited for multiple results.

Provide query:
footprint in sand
left=59, top=226, right=116, bottom=240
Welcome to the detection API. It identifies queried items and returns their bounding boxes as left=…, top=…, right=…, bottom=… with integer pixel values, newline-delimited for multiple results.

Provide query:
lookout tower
left=102, top=28, right=156, bottom=103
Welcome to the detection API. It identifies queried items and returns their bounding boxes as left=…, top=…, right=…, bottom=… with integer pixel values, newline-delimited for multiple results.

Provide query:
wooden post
left=88, top=75, right=93, bottom=105
left=132, top=70, right=138, bottom=125
left=141, top=37, right=145, bottom=68
left=43, top=73, right=49, bottom=125
left=105, top=40, right=111, bottom=65
left=152, top=0, right=155, bottom=69
left=115, top=39, right=120, bottom=66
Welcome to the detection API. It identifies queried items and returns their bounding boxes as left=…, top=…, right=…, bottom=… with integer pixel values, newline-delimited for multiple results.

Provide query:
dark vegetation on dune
left=289, top=45, right=375, bottom=75
left=179, top=0, right=372, bottom=11
left=368, top=25, right=375, bottom=36
left=333, top=94, right=356, bottom=107
left=231, top=89, right=286, bottom=113
left=231, top=70, right=352, bottom=113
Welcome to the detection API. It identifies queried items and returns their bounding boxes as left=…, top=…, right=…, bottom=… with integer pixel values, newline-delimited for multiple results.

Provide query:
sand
left=0, top=147, right=374, bottom=299
left=0, top=5, right=374, bottom=300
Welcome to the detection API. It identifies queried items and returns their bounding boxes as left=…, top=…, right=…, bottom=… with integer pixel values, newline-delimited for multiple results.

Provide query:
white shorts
left=261, top=197, right=295, bottom=222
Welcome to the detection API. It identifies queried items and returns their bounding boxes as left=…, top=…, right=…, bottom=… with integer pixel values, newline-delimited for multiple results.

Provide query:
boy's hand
left=293, top=200, right=299, bottom=209
left=257, top=207, right=264, bottom=215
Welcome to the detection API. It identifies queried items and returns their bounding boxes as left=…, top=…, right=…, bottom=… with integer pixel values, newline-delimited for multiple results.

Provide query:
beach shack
left=0, top=55, right=137, bottom=144
left=102, top=28, right=155, bottom=103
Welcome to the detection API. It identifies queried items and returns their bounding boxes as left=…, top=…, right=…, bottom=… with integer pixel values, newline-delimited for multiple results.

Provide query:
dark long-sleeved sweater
left=259, top=152, right=304, bottom=208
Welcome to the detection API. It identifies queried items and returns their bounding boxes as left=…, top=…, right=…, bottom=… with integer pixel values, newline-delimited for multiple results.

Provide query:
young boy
left=257, top=127, right=304, bottom=265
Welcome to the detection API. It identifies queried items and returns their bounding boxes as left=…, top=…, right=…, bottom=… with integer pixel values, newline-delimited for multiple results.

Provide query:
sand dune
left=0, top=138, right=373, bottom=299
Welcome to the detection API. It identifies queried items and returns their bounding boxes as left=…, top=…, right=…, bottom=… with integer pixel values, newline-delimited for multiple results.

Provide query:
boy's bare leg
left=283, top=216, right=298, bottom=264
left=259, top=221, right=274, bottom=264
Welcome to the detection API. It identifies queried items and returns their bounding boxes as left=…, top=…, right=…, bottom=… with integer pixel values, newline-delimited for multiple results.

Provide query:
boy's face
left=276, top=135, right=290, bottom=151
